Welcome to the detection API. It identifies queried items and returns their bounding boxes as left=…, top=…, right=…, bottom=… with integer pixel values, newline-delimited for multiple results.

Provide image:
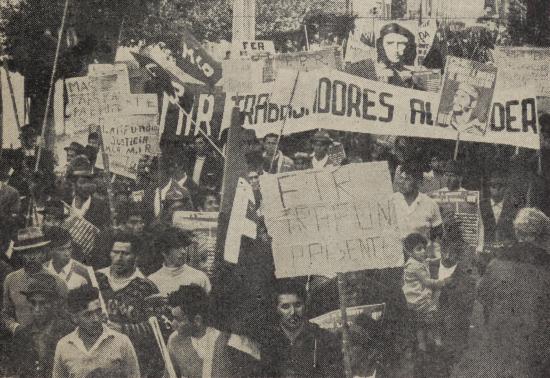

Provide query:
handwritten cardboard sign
left=260, top=161, right=403, bottom=278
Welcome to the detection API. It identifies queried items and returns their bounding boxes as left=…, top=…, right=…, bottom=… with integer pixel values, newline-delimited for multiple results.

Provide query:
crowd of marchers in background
left=1, top=106, right=550, bottom=377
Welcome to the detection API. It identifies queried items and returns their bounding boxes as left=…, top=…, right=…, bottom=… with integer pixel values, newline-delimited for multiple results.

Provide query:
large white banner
left=221, top=69, right=540, bottom=149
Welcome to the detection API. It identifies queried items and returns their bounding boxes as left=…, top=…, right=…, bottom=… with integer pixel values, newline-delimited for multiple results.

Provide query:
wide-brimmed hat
left=20, top=273, right=60, bottom=299
left=13, top=227, right=50, bottom=251
left=19, top=124, right=38, bottom=137
left=311, top=130, right=332, bottom=144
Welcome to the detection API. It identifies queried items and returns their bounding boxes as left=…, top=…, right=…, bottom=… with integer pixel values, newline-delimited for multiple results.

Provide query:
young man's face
left=29, top=293, right=56, bottom=325
left=170, top=306, right=198, bottom=337
left=277, top=293, right=305, bottom=332
left=88, top=137, right=100, bottom=149
left=410, top=243, right=427, bottom=262
left=110, top=247, right=136, bottom=276
left=74, top=177, right=94, bottom=198
left=445, top=171, right=462, bottom=191
left=164, top=246, right=187, bottom=268
left=382, top=32, right=408, bottom=64
left=399, top=172, right=420, bottom=195
left=263, top=136, right=278, bottom=157
left=203, top=195, right=220, bottom=212
left=66, top=149, right=77, bottom=163
left=20, top=134, right=37, bottom=149
left=51, top=241, right=72, bottom=267
left=75, top=299, right=104, bottom=336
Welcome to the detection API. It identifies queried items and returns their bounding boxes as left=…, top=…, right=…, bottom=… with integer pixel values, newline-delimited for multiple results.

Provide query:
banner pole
left=270, top=71, right=300, bottom=173
left=2, top=60, right=22, bottom=132
left=96, top=124, right=117, bottom=227
left=453, top=133, right=460, bottom=160
left=34, top=0, right=71, bottom=173
left=337, top=272, right=353, bottom=378
left=304, top=24, right=310, bottom=51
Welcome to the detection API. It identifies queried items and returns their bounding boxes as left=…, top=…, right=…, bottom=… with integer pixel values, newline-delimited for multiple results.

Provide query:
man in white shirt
left=53, top=285, right=140, bottom=378
left=149, top=226, right=211, bottom=297
left=44, top=227, right=91, bottom=291
left=310, top=130, right=336, bottom=169
left=392, top=163, right=443, bottom=256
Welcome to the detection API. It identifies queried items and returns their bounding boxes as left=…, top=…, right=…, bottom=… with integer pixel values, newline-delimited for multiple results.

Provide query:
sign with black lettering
left=260, top=162, right=403, bottom=278
left=231, top=40, right=275, bottom=59
left=221, top=69, right=540, bottom=149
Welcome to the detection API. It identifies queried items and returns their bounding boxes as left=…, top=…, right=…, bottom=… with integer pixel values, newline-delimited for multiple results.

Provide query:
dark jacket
left=82, top=195, right=111, bottom=230
left=262, top=322, right=344, bottom=377
left=456, top=242, right=550, bottom=377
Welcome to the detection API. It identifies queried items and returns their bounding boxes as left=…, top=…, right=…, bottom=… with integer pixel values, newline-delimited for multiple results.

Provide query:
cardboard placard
left=260, top=162, right=403, bottom=278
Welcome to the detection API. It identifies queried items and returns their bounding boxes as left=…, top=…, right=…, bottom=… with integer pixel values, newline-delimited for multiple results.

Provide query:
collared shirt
left=71, top=196, right=91, bottom=218
left=311, top=154, right=329, bottom=169
left=191, top=327, right=221, bottom=378
left=393, top=192, right=442, bottom=239
left=491, top=198, right=503, bottom=223
left=46, top=259, right=87, bottom=290
left=97, top=267, right=145, bottom=292
left=193, top=156, right=207, bottom=185
left=403, top=257, right=434, bottom=311
left=52, top=325, right=140, bottom=378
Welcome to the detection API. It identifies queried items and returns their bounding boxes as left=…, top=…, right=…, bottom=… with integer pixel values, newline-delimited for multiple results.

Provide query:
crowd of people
left=0, top=107, right=549, bottom=377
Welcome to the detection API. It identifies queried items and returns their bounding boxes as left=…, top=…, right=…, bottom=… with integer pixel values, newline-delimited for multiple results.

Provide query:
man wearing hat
left=6, top=273, right=73, bottom=378
left=310, top=130, right=337, bottom=169
left=450, top=83, right=487, bottom=136
left=64, top=142, right=85, bottom=166
left=2, top=227, right=68, bottom=335
left=38, top=199, right=70, bottom=231
left=67, top=155, right=110, bottom=229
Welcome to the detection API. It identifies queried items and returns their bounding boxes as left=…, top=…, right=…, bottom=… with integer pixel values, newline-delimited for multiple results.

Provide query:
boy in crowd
left=149, top=226, right=211, bottom=297
left=262, top=133, right=294, bottom=174
left=402, top=233, right=450, bottom=353
left=53, top=285, right=140, bottom=378
left=167, top=284, right=260, bottom=377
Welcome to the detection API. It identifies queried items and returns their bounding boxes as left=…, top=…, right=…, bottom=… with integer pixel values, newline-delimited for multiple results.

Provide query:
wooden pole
left=336, top=272, right=353, bottom=378
left=453, top=133, right=460, bottom=160
left=34, top=0, right=71, bottom=172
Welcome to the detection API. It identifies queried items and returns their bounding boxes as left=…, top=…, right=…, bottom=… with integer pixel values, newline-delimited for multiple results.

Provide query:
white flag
left=224, top=178, right=257, bottom=264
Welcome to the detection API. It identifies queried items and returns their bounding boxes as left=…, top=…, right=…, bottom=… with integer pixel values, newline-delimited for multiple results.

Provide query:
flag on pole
left=224, top=178, right=257, bottom=264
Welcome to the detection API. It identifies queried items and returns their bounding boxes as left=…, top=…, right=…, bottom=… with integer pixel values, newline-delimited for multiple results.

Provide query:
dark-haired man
left=7, top=273, right=73, bottom=378
left=53, top=285, right=140, bottom=378
left=95, top=232, right=164, bottom=377
left=262, top=133, right=294, bottom=174
left=44, top=227, right=91, bottom=290
left=262, top=281, right=344, bottom=377
left=148, top=227, right=211, bottom=297
left=167, top=285, right=261, bottom=377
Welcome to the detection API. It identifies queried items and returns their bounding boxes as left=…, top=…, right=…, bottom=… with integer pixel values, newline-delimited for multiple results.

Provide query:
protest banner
left=180, top=29, right=223, bottom=86
left=221, top=69, right=540, bottom=149
left=436, top=57, right=497, bottom=136
left=63, top=64, right=132, bottom=144
left=221, top=59, right=271, bottom=92
left=231, top=40, right=275, bottom=59
left=327, top=142, right=346, bottom=165
left=260, top=161, right=403, bottom=278
left=428, top=190, right=482, bottom=250
left=493, top=47, right=550, bottom=97
left=172, top=211, right=219, bottom=276
left=61, top=202, right=100, bottom=258
left=100, top=106, right=160, bottom=180
left=311, top=303, right=386, bottom=330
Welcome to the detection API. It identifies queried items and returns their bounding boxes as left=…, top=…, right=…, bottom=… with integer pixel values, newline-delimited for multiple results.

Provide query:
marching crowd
left=0, top=111, right=549, bottom=377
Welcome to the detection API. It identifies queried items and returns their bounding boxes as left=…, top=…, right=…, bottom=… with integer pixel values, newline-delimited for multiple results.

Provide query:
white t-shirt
left=393, top=192, right=443, bottom=239
left=148, top=264, right=211, bottom=297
